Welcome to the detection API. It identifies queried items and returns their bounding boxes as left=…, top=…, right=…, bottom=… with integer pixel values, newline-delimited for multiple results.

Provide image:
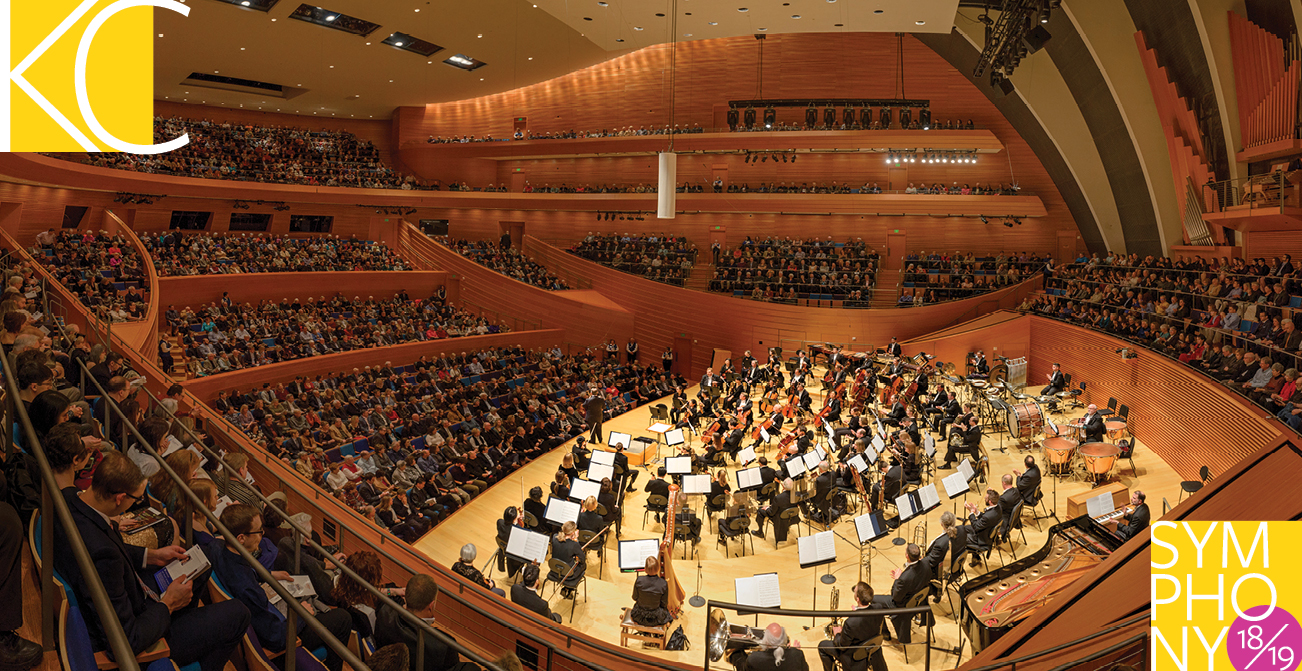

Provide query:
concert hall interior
left=5, top=2, right=1302, bottom=671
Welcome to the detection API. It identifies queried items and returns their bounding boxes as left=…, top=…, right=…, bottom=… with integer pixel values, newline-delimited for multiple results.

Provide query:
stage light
left=920, top=108, right=931, bottom=130
left=980, top=216, right=989, bottom=224
left=764, top=106, right=776, bottom=129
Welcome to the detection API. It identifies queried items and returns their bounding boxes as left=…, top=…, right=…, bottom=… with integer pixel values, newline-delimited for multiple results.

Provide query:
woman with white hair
left=746, top=623, right=808, bottom=670
left=451, top=543, right=505, bottom=597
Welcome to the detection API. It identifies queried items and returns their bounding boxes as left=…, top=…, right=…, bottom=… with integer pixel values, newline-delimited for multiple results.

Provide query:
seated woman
left=629, top=556, right=673, bottom=627
left=496, top=507, right=526, bottom=577
left=577, top=496, right=606, bottom=545
left=187, top=478, right=220, bottom=546
left=547, top=522, right=586, bottom=599
left=452, top=543, right=505, bottom=596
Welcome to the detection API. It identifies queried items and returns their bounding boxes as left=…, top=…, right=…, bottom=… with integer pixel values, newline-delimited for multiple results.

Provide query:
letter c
left=74, top=0, right=190, bottom=154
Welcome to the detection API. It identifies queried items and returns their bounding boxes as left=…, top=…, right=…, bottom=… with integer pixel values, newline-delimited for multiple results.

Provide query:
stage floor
left=414, top=375, right=1181, bottom=670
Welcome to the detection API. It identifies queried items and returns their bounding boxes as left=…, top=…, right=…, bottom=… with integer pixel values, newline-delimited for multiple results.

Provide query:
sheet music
left=797, top=530, right=837, bottom=566
left=802, top=451, right=821, bottom=471
left=923, top=435, right=936, bottom=458
left=544, top=497, right=580, bottom=525
left=736, top=446, right=757, bottom=466
left=864, top=445, right=879, bottom=465
left=1086, top=492, right=1115, bottom=518
left=895, top=493, right=919, bottom=521
left=876, top=419, right=885, bottom=434
left=683, top=474, right=711, bottom=495
left=917, top=484, right=941, bottom=511
left=569, top=478, right=601, bottom=502
left=871, top=434, right=886, bottom=451
left=824, top=423, right=836, bottom=444
left=588, top=462, right=615, bottom=482
left=506, top=527, right=549, bottom=564
left=734, top=573, right=782, bottom=608
left=607, top=432, right=632, bottom=448
left=591, top=450, right=615, bottom=466
left=759, top=428, right=771, bottom=443
left=942, top=472, right=970, bottom=499
left=958, top=459, right=975, bottom=483
left=1045, top=418, right=1059, bottom=436
left=617, top=539, right=660, bottom=571
left=737, top=467, right=763, bottom=490
left=785, top=456, right=807, bottom=479
left=854, top=512, right=889, bottom=544
left=665, top=456, right=692, bottom=475
left=647, top=422, right=673, bottom=433
left=848, top=454, right=869, bottom=474
left=814, top=445, right=827, bottom=461
left=665, top=428, right=685, bottom=446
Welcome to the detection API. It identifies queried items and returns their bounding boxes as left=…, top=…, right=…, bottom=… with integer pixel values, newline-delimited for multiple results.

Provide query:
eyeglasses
left=242, top=528, right=265, bottom=537
left=118, top=491, right=143, bottom=503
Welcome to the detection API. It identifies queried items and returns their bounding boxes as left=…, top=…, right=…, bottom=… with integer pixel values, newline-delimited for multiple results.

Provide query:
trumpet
left=823, top=586, right=841, bottom=640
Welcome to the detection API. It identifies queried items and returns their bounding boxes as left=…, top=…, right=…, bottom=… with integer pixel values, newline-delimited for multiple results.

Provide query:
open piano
left=959, top=515, right=1123, bottom=653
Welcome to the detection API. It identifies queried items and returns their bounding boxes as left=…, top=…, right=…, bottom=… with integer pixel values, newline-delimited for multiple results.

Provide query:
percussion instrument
left=1079, top=443, right=1121, bottom=484
left=1008, top=401, right=1044, bottom=440
left=1066, top=417, right=1088, bottom=440
left=1105, top=420, right=1127, bottom=442
left=1041, top=436, right=1077, bottom=477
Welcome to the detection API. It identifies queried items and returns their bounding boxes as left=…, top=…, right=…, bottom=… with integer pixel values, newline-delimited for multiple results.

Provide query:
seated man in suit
left=753, top=478, right=796, bottom=543
left=747, top=623, right=809, bottom=671
left=817, top=581, right=887, bottom=671
left=612, top=442, right=640, bottom=489
left=53, top=451, right=251, bottom=671
left=1014, top=455, right=1042, bottom=506
left=643, top=467, right=672, bottom=524
left=961, top=489, right=1003, bottom=566
left=510, top=564, right=561, bottom=623
left=1115, top=490, right=1150, bottom=542
left=1041, top=363, right=1066, bottom=396
left=1081, top=404, right=1106, bottom=443
left=941, top=416, right=980, bottom=469
left=803, top=462, right=837, bottom=524
left=998, top=473, right=1022, bottom=521
left=925, top=511, right=966, bottom=593
left=873, top=543, right=931, bottom=646
left=209, top=504, right=355, bottom=671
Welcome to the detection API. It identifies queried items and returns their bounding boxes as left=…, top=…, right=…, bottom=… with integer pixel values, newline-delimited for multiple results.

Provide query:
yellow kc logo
left=2, top=0, right=188, bottom=153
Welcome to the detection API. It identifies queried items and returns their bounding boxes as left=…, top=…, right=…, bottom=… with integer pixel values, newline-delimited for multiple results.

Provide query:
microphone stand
left=688, top=550, right=705, bottom=607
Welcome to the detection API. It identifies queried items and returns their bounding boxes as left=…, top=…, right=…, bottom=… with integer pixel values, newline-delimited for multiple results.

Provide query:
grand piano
left=959, top=515, right=1123, bottom=653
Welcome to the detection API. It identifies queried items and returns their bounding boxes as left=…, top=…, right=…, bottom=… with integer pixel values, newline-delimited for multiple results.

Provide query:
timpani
left=1079, top=443, right=1121, bottom=485
left=1041, top=436, right=1077, bottom=478
left=1105, top=420, right=1128, bottom=442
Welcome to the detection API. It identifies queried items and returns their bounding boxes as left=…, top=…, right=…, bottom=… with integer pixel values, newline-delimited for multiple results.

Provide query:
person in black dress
left=548, top=521, right=586, bottom=599
left=629, top=556, right=672, bottom=627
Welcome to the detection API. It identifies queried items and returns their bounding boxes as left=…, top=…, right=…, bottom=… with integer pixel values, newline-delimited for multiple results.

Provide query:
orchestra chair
left=936, top=548, right=970, bottom=619
left=672, top=522, right=698, bottom=560
left=901, top=586, right=935, bottom=664
left=834, top=481, right=861, bottom=517
left=1065, top=380, right=1086, bottom=411
left=1024, top=483, right=1048, bottom=531
left=544, top=558, right=587, bottom=623
left=577, top=530, right=606, bottom=580
left=1097, top=398, right=1119, bottom=419
left=707, top=451, right=728, bottom=469
left=776, top=506, right=803, bottom=546
left=522, top=511, right=541, bottom=531
left=990, top=501, right=1026, bottom=565
left=1116, top=440, right=1138, bottom=477
left=705, top=494, right=727, bottom=523
left=1179, top=465, right=1212, bottom=502
left=650, top=405, right=669, bottom=423
left=716, top=516, right=754, bottom=557
left=619, top=608, right=669, bottom=649
left=643, top=494, right=670, bottom=528
left=846, top=632, right=887, bottom=670
left=596, top=503, right=610, bottom=519
left=758, top=481, right=778, bottom=505
left=487, top=537, right=512, bottom=582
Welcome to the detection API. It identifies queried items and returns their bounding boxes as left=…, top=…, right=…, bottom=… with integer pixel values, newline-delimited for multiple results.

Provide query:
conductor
left=584, top=386, right=606, bottom=444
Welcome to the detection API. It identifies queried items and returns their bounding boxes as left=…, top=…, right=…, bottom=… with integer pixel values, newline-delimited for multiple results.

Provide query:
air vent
left=181, top=73, right=305, bottom=99
left=382, top=32, right=443, bottom=57
left=209, top=0, right=279, bottom=11
left=289, top=4, right=380, bottom=36
left=444, top=53, right=487, bottom=71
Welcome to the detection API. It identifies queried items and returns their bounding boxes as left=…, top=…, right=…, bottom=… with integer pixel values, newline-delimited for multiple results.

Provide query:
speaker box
left=994, top=76, right=1015, bottom=97
left=1023, top=25, right=1051, bottom=53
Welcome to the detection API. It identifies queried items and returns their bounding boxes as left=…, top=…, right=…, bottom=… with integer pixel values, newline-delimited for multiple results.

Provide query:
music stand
left=797, top=530, right=838, bottom=626
left=853, top=511, right=890, bottom=584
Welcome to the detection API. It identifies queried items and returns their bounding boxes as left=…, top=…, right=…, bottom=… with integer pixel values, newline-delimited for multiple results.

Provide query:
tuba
left=823, top=586, right=841, bottom=640
left=707, top=608, right=764, bottom=665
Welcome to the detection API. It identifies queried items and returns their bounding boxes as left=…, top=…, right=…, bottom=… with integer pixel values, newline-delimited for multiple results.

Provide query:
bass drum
left=1006, top=401, right=1045, bottom=439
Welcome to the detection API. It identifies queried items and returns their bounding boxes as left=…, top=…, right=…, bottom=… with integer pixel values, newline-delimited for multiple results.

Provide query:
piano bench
left=620, top=608, right=670, bottom=649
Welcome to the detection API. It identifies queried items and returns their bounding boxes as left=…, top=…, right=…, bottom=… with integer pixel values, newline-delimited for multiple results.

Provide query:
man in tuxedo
left=998, top=474, right=1022, bottom=521
left=1081, top=404, right=1105, bottom=443
left=757, top=457, right=779, bottom=501
left=1041, top=363, right=1066, bottom=396
left=584, top=387, right=605, bottom=443
left=805, top=462, right=835, bottom=524
left=886, top=337, right=902, bottom=358
left=1115, top=490, right=1150, bottom=542
left=817, top=581, right=887, bottom=671
left=797, top=384, right=813, bottom=414
left=968, top=350, right=989, bottom=378
left=873, top=543, right=931, bottom=645
left=735, top=392, right=754, bottom=426
left=612, top=442, right=639, bottom=489
left=883, top=395, right=906, bottom=428
left=700, top=367, right=719, bottom=393
left=53, top=452, right=251, bottom=671
left=754, top=478, right=796, bottom=542
left=510, top=565, right=561, bottom=622
left=962, top=490, right=1003, bottom=566
left=747, top=623, right=809, bottom=671
left=644, top=468, right=671, bottom=523
left=1014, top=456, right=1042, bottom=506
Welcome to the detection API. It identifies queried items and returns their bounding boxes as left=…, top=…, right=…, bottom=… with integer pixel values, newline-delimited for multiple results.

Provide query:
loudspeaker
left=1023, top=25, right=1051, bottom=53
left=993, top=76, right=1015, bottom=97
left=657, top=152, right=677, bottom=219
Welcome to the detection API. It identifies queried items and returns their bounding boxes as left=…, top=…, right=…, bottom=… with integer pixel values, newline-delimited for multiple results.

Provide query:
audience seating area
left=568, top=234, right=697, bottom=287
left=213, top=347, right=681, bottom=541
left=51, top=116, right=430, bottom=189
left=32, top=229, right=151, bottom=322
left=709, top=236, right=879, bottom=307
left=1023, top=252, right=1302, bottom=431
left=897, top=252, right=1049, bottom=306
left=141, top=232, right=411, bottom=276
left=442, top=238, right=571, bottom=290
left=162, top=293, right=503, bottom=377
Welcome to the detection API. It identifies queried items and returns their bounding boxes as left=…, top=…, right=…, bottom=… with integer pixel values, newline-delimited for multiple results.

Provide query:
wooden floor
left=414, top=375, right=1184, bottom=670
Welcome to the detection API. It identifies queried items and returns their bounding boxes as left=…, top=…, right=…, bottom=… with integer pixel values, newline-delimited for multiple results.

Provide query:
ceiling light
left=874, top=9, right=883, bottom=14
left=758, top=27, right=767, bottom=31
left=528, top=57, right=533, bottom=60
left=389, top=79, right=393, bottom=82
left=240, top=47, right=245, bottom=50
left=634, top=26, right=643, bottom=30
left=916, top=20, right=925, bottom=25
left=708, top=21, right=718, bottom=25
left=738, top=7, right=748, bottom=12
left=598, top=1, right=608, bottom=5
left=271, top=18, right=276, bottom=21
left=158, top=33, right=163, bottom=37
left=241, top=0, right=249, bottom=5
left=583, top=16, right=592, bottom=20
left=365, top=42, right=370, bottom=45
left=395, top=42, right=403, bottom=46
left=792, top=14, right=801, bottom=19
left=615, top=38, right=624, bottom=42
left=414, top=7, right=419, bottom=11
left=478, top=34, right=483, bottom=37
left=326, top=14, right=336, bottom=21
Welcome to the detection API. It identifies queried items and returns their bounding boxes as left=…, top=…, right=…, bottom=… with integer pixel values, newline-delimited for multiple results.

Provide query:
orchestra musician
left=817, top=582, right=888, bottom=671
left=747, top=623, right=809, bottom=671
left=720, top=358, right=735, bottom=377
left=886, top=337, right=902, bottom=358
left=700, top=367, right=720, bottom=394
left=940, top=415, right=980, bottom=470
left=962, top=490, right=1003, bottom=566
left=833, top=427, right=868, bottom=460
left=874, top=543, right=931, bottom=646
left=998, top=474, right=1022, bottom=520
left=795, top=350, right=811, bottom=371
left=1014, top=456, right=1042, bottom=506
left=753, top=478, right=796, bottom=542
left=925, top=511, right=966, bottom=594
left=745, top=360, right=764, bottom=389
left=741, top=349, right=755, bottom=372
left=1115, top=490, right=1150, bottom=542
left=756, top=457, right=779, bottom=503
left=629, top=556, right=673, bottom=627
left=1081, top=404, right=1105, bottom=443
left=511, top=564, right=562, bottom=623
left=921, top=387, right=953, bottom=431
left=523, top=486, right=547, bottom=528
left=670, top=387, right=688, bottom=423
left=547, top=521, right=586, bottom=599
left=802, top=461, right=836, bottom=524
left=825, top=390, right=844, bottom=425
left=797, top=383, right=813, bottom=415
left=571, top=436, right=592, bottom=472
left=613, top=442, right=639, bottom=488
left=723, top=421, right=746, bottom=458
left=968, top=350, right=990, bottom=379
left=939, top=403, right=976, bottom=443
left=496, top=507, right=526, bottom=576
left=735, top=391, right=754, bottom=424
left=881, top=394, right=906, bottom=427
left=644, top=468, right=671, bottom=523
left=1041, top=363, right=1066, bottom=396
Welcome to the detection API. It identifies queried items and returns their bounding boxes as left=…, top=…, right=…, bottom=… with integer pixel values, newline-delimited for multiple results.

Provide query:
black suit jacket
left=1016, top=467, right=1042, bottom=504
left=54, top=490, right=171, bottom=654
left=1117, top=503, right=1151, bottom=541
left=966, top=506, right=1002, bottom=551
left=890, top=560, right=932, bottom=606
left=835, top=605, right=886, bottom=651
left=925, top=528, right=967, bottom=574
left=510, top=584, right=554, bottom=620
left=644, top=478, right=671, bottom=500
left=998, top=488, right=1022, bottom=521
left=746, top=647, right=810, bottom=671
left=1082, top=413, right=1105, bottom=442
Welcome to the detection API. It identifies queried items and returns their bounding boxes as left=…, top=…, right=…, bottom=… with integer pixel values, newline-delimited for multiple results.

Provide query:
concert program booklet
left=797, top=530, right=837, bottom=568
left=734, top=573, right=782, bottom=608
left=506, top=527, right=549, bottom=564
left=154, top=544, right=211, bottom=592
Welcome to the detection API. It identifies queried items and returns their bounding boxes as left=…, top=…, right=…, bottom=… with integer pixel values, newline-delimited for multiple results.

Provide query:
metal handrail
left=0, top=319, right=139, bottom=668
left=956, top=612, right=1149, bottom=671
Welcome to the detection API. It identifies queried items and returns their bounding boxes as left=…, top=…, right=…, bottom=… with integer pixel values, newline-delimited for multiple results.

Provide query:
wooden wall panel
left=1025, top=316, right=1282, bottom=480
left=900, top=312, right=1031, bottom=370
left=156, top=271, right=449, bottom=311
left=523, top=235, right=1043, bottom=379
left=183, top=329, right=564, bottom=401
left=1243, top=229, right=1302, bottom=262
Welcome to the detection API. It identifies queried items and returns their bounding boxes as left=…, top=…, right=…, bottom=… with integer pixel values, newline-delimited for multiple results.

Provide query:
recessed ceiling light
left=157, top=33, right=163, bottom=37
left=330, top=65, right=335, bottom=68
left=213, top=70, right=219, bottom=73
left=583, top=16, right=592, bottom=20
left=834, top=23, right=843, bottom=26
left=598, top=1, right=608, bottom=5
left=758, top=27, right=767, bottom=31
left=477, top=34, right=482, bottom=38
left=915, top=20, right=925, bottom=25
left=365, top=42, right=370, bottom=45
left=528, top=56, right=533, bottom=60
left=792, top=14, right=801, bottom=18
left=708, top=21, right=717, bottom=25
left=684, top=33, right=692, bottom=36
left=655, top=12, right=664, bottom=16
left=414, top=7, right=419, bottom=10
left=240, top=0, right=249, bottom=5
left=479, top=77, right=484, bottom=80
left=240, top=47, right=245, bottom=50
left=389, top=79, right=393, bottom=82
left=874, top=9, right=883, bottom=14
left=615, top=38, right=624, bottom=42
left=326, top=15, right=336, bottom=21
left=633, top=26, right=643, bottom=30
left=270, top=18, right=275, bottom=21
left=738, top=7, right=748, bottom=12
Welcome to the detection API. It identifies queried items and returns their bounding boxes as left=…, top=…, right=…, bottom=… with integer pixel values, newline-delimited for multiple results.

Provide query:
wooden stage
left=414, top=375, right=1183, bottom=670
